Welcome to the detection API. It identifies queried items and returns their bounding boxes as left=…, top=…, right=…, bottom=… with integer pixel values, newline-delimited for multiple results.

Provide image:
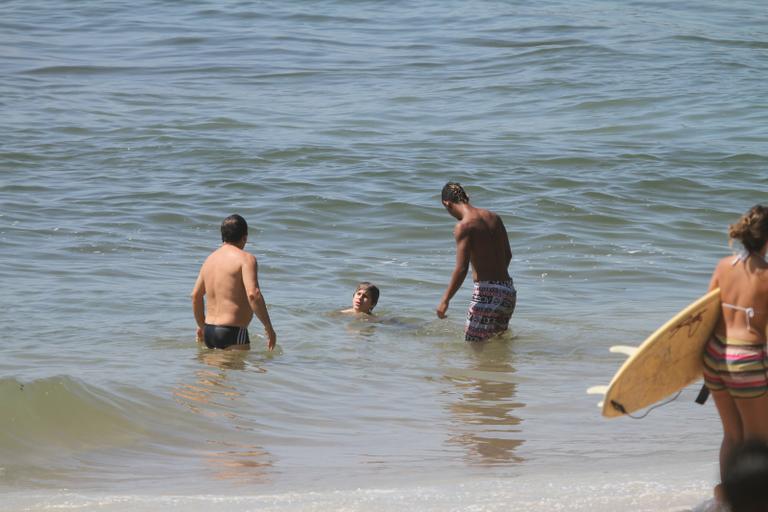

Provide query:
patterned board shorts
left=464, top=280, right=517, bottom=342
left=703, top=334, right=768, bottom=399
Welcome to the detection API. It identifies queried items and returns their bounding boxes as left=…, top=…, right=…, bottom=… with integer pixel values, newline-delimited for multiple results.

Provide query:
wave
left=0, top=376, right=148, bottom=461
left=22, top=65, right=141, bottom=76
left=0, top=373, right=281, bottom=490
left=0, top=375, right=222, bottom=465
left=670, top=35, right=768, bottom=50
left=719, top=153, right=768, bottom=163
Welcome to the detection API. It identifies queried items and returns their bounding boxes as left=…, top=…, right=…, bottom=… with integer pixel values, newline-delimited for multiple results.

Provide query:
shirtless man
left=436, top=182, right=517, bottom=341
left=191, top=214, right=277, bottom=351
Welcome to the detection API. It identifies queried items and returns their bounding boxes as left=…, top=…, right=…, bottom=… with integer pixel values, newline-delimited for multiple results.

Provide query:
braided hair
left=441, top=182, right=469, bottom=204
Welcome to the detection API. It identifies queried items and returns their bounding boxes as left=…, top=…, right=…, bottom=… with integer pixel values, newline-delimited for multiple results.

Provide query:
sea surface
left=1, top=1, right=767, bottom=510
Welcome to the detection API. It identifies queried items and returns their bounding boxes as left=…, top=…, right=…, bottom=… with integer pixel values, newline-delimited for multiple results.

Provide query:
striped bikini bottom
left=464, top=280, right=517, bottom=342
left=703, top=334, right=768, bottom=399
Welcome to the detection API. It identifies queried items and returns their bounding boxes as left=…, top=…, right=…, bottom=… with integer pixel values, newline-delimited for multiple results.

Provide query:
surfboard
left=590, top=288, right=721, bottom=418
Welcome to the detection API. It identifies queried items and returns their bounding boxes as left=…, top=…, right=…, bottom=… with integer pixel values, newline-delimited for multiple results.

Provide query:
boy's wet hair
left=355, top=282, right=380, bottom=309
left=442, top=182, right=469, bottom=204
left=221, top=214, right=248, bottom=243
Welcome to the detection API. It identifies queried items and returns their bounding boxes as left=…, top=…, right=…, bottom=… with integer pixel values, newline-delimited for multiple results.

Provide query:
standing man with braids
left=191, top=214, right=277, bottom=351
left=436, top=182, right=517, bottom=341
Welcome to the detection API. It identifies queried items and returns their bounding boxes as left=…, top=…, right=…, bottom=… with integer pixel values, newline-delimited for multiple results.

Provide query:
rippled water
left=1, top=0, right=767, bottom=510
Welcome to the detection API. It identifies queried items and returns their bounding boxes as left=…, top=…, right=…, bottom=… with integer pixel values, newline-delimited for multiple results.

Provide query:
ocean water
left=1, top=0, right=767, bottom=510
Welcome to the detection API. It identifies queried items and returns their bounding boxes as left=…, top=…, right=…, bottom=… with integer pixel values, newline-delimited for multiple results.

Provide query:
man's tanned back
left=199, top=244, right=254, bottom=327
left=459, top=207, right=512, bottom=282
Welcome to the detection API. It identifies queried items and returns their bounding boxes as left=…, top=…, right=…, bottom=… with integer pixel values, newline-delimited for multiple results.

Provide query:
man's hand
left=436, top=300, right=449, bottom=319
left=265, top=327, right=277, bottom=351
left=196, top=326, right=204, bottom=343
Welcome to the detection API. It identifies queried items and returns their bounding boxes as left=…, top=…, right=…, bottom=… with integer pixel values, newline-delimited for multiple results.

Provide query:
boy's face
left=353, top=288, right=374, bottom=313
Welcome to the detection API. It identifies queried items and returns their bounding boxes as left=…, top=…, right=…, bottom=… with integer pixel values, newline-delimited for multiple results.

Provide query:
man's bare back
left=191, top=215, right=276, bottom=350
left=197, top=244, right=257, bottom=327
left=456, top=207, right=511, bottom=282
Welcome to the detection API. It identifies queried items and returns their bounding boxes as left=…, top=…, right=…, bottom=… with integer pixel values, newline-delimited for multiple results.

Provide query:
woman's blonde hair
left=729, top=205, right=768, bottom=253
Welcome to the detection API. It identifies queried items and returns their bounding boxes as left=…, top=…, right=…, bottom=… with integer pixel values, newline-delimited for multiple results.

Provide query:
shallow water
left=2, top=0, right=767, bottom=509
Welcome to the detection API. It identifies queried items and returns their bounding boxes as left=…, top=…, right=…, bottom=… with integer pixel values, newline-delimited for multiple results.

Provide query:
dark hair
left=442, top=182, right=469, bottom=204
left=723, top=441, right=768, bottom=512
left=729, top=205, right=768, bottom=254
left=355, top=282, right=380, bottom=309
left=221, top=214, right=248, bottom=243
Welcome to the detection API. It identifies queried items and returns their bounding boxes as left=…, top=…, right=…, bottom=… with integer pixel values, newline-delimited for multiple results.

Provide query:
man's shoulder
left=230, top=248, right=257, bottom=269
left=209, top=245, right=257, bottom=265
left=477, top=206, right=500, bottom=219
left=454, top=219, right=472, bottom=235
left=464, top=208, right=498, bottom=226
left=228, top=246, right=256, bottom=263
left=202, top=248, right=221, bottom=266
left=477, top=208, right=505, bottom=230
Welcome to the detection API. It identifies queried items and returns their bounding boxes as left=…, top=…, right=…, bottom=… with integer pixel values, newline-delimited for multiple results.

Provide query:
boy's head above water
left=351, top=282, right=379, bottom=314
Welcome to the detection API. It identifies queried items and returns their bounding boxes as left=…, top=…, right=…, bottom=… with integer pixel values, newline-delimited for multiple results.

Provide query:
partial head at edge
left=723, top=440, right=768, bottom=512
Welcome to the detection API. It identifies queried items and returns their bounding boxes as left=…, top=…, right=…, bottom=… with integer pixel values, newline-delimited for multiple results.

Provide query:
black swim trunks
left=203, top=324, right=250, bottom=349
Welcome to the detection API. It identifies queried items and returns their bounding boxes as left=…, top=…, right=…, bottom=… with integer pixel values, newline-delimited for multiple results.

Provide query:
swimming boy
left=436, top=182, right=516, bottom=341
left=341, top=282, right=380, bottom=315
left=191, top=214, right=277, bottom=350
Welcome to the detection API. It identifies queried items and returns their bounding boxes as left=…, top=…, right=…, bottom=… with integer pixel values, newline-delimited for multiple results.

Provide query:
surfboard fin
left=609, top=345, right=639, bottom=357
left=587, top=347, right=637, bottom=401
left=587, top=385, right=608, bottom=395
left=587, top=386, right=608, bottom=410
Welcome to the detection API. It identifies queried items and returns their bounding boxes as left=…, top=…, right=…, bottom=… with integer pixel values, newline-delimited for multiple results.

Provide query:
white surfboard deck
left=599, top=289, right=721, bottom=418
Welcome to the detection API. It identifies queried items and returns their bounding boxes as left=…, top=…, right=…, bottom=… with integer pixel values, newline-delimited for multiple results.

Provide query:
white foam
left=5, top=470, right=715, bottom=512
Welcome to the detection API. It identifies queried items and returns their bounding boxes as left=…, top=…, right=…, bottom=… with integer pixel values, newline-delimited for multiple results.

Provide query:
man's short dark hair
left=221, top=214, right=248, bottom=243
left=442, top=182, right=469, bottom=204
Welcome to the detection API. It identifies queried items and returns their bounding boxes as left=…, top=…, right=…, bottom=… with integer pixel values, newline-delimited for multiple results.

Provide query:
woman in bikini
left=702, top=204, right=768, bottom=492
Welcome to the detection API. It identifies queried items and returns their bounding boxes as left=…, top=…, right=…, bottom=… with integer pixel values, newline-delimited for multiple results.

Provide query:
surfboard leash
left=695, top=385, right=710, bottom=404
left=610, top=390, right=684, bottom=419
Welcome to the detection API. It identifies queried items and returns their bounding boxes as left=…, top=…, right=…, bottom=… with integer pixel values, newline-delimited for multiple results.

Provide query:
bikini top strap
left=722, top=302, right=756, bottom=332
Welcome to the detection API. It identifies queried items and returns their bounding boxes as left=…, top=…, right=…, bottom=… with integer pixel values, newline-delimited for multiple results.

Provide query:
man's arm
left=437, top=225, right=471, bottom=319
left=191, top=270, right=206, bottom=342
left=242, top=254, right=277, bottom=350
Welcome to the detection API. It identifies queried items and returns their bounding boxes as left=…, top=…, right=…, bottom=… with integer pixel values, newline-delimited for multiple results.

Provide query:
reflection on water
left=173, top=348, right=274, bottom=484
left=329, top=310, right=379, bottom=340
left=331, top=309, right=430, bottom=341
left=204, top=440, right=274, bottom=484
left=173, top=350, right=253, bottom=417
left=347, top=320, right=378, bottom=340
left=445, top=336, right=525, bottom=465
